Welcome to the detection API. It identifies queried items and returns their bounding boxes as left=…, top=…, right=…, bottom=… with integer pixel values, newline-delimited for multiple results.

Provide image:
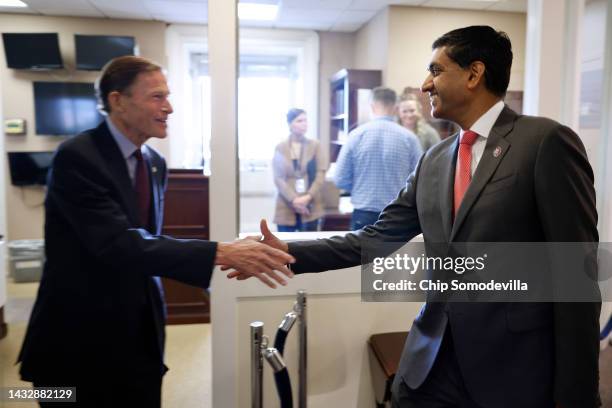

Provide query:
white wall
left=0, top=14, right=167, bottom=240
left=318, top=31, right=355, bottom=166
left=354, top=8, right=389, bottom=80
left=387, top=6, right=526, bottom=93
left=236, top=292, right=422, bottom=408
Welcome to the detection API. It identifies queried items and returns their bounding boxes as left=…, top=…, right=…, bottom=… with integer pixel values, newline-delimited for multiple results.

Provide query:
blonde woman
left=398, top=93, right=441, bottom=151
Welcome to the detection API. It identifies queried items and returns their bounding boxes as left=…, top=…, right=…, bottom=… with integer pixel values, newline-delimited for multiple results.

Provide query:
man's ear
left=467, top=61, right=486, bottom=91
left=107, top=91, right=123, bottom=113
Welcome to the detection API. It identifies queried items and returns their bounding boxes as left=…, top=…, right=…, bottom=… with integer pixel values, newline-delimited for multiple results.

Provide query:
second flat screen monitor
left=75, top=35, right=135, bottom=70
left=34, top=82, right=103, bottom=136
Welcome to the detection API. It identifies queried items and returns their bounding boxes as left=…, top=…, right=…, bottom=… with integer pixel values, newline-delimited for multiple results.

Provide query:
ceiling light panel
left=281, top=0, right=352, bottom=10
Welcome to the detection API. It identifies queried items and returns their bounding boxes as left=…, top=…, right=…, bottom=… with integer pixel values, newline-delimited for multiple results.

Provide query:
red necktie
left=134, top=149, right=151, bottom=229
left=453, top=130, right=479, bottom=216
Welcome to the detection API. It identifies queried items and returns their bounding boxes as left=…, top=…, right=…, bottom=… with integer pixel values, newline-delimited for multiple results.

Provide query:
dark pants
left=351, top=209, right=380, bottom=230
left=391, top=329, right=482, bottom=408
left=277, top=215, right=319, bottom=232
left=35, top=375, right=162, bottom=408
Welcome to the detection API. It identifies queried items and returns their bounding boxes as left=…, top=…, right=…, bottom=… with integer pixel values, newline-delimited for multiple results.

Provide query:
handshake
left=215, top=220, right=293, bottom=288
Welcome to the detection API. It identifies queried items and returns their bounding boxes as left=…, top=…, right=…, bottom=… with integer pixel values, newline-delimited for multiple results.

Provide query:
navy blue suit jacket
left=18, top=122, right=216, bottom=383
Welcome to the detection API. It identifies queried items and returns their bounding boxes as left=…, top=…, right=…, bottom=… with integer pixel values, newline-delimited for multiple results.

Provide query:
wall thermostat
left=4, top=119, right=26, bottom=135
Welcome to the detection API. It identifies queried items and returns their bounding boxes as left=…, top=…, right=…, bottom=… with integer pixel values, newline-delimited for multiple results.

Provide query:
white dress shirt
left=456, top=100, right=505, bottom=176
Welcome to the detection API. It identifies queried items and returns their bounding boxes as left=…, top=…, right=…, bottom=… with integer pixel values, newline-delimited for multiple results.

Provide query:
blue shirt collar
left=373, top=115, right=396, bottom=122
left=106, top=117, right=140, bottom=159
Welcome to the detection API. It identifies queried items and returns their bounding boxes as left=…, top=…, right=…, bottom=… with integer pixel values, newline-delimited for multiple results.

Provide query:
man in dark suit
left=18, top=56, right=294, bottom=407
left=230, top=26, right=601, bottom=407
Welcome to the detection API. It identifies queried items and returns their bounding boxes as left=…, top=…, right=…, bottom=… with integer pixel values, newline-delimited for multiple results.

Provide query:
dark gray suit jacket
left=288, top=106, right=600, bottom=408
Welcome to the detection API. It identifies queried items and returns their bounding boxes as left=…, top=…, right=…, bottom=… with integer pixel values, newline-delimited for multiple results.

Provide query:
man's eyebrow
left=428, top=63, right=442, bottom=70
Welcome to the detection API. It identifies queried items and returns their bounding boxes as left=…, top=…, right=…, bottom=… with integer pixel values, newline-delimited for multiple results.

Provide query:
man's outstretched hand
left=215, top=221, right=293, bottom=288
left=224, top=220, right=291, bottom=286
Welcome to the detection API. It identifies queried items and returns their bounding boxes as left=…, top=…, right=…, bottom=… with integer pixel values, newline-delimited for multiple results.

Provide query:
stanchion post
left=296, top=290, right=307, bottom=408
left=250, top=321, right=264, bottom=408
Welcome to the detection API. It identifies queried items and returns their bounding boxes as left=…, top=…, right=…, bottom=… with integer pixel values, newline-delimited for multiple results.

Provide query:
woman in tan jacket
left=272, top=108, right=326, bottom=232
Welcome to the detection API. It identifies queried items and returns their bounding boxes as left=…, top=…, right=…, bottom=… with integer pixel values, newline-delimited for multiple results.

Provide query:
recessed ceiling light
left=0, top=0, right=27, bottom=7
left=238, top=3, right=278, bottom=21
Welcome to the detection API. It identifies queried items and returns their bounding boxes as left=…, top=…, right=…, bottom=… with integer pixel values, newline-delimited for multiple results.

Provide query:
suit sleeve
left=48, top=145, right=217, bottom=289
left=534, top=124, right=601, bottom=408
left=289, top=156, right=424, bottom=273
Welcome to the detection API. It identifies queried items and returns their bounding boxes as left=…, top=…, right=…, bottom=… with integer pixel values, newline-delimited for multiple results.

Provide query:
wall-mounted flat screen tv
left=2, top=33, right=63, bottom=70
left=75, top=35, right=135, bottom=70
left=8, top=151, right=55, bottom=186
left=34, top=82, right=103, bottom=136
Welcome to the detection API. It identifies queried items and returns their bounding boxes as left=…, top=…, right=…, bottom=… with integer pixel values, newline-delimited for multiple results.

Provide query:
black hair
left=432, top=26, right=513, bottom=97
left=286, top=108, right=306, bottom=125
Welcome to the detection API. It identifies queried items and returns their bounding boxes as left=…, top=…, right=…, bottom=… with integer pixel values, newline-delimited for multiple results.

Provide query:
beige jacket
left=272, top=137, right=326, bottom=226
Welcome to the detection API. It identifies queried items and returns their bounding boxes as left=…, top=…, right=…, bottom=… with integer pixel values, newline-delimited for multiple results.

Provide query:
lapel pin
left=493, top=146, right=502, bottom=158
left=152, top=166, right=157, bottom=173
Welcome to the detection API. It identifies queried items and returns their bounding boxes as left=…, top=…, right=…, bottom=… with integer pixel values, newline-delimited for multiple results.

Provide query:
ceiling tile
left=154, top=14, right=207, bottom=23
left=392, top=0, right=430, bottom=4
left=420, top=0, right=493, bottom=10
left=485, top=0, right=527, bottom=12
left=281, top=0, right=352, bottom=10
left=240, top=0, right=276, bottom=4
left=89, top=0, right=153, bottom=19
left=347, top=0, right=392, bottom=11
left=146, top=0, right=207, bottom=23
left=275, top=19, right=333, bottom=31
left=0, top=5, right=37, bottom=14
left=35, top=8, right=105, bottom=17
left=330, top=22, right=365, bottom=32
left=24, top=0, right=102, bottom=16
left=145, top=0, right=207, bottom=13
left=334, top=9, right=378, bottom=24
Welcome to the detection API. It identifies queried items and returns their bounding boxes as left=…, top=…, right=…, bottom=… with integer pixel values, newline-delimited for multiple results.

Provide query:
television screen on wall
left=7, top=151, right=55, bottom=186
left=75, top=35, right=135, bottom=70
left=2, top=33, right=63, bottom=70
left=33, top=82, right=103, bottom=136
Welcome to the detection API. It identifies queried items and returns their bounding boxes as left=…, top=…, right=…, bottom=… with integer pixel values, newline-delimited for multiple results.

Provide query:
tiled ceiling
left=0, top=0, right=527, bottom=32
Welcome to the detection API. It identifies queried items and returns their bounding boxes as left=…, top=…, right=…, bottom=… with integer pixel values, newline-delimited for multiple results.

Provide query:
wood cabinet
left=329, top=69, right=382, bottom=162
left=161, top=169, right=210, bottom=324
left=0, top=307, right=6, bottom=340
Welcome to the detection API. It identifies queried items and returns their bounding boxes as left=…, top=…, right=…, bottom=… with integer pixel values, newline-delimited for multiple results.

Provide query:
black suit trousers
left=35, top=375, right=162, bottom=408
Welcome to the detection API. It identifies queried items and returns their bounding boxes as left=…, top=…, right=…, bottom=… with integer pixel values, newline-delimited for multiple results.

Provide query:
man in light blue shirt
left=334, top=86, right=422, bottom=230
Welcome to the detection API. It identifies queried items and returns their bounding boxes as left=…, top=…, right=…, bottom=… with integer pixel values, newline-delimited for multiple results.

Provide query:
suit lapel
left=92, top=122, right=141, bottom=227
left=439, top=135, right=459, bottom=241
left=450, top=107, right=517, bottom=241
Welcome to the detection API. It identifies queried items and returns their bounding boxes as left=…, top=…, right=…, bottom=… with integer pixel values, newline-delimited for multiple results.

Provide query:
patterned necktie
left=133, top=149, right=151, bottom=229
left=453, top=130, right=479, bottom=216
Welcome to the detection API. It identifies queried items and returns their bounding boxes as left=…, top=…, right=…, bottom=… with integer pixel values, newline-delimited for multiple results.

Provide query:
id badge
left=295, top=178, right=306, bottom=194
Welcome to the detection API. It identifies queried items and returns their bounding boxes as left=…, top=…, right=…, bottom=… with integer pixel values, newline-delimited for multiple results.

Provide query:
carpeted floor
left=1, top=281, right=211, bottom=408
